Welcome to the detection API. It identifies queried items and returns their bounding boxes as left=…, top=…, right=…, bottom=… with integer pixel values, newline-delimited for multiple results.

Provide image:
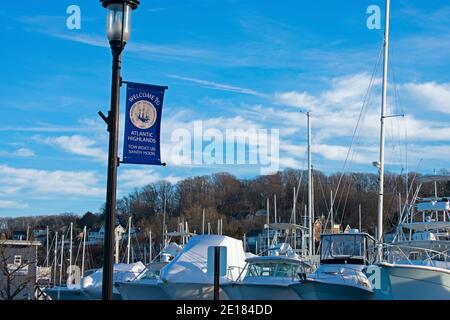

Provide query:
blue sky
left=1, top=0, right=450, bottom=216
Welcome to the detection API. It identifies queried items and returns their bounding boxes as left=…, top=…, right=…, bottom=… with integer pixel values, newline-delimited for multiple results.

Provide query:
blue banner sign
left=123, top=81, right=167, bottom=165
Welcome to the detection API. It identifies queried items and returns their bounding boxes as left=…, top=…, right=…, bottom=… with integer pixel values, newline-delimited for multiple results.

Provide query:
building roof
left=0, top=240, right=42, bottom=246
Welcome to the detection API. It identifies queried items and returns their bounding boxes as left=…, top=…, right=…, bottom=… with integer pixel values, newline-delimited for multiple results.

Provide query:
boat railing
left=383, top=243, right=450, bottom=269
left=225, top=265, right=246, bottom=281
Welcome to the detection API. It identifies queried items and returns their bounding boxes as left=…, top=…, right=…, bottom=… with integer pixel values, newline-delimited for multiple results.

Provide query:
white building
left=87, top=225, right=126, bottom=245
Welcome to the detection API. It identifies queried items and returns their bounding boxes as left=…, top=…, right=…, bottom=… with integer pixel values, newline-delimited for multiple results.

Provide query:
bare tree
left=0, top=243, right=36, bottom=300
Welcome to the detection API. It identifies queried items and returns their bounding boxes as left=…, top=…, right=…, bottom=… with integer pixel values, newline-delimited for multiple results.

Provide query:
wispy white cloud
left=402, top=82, right=450, bottom=114
left=38, top=135, right=107, bottom=162
left=0, top=200, right=29, bottom=209
left=155, top=73, right=450, bottom=172
left=14, top=148, right=35, bottom=157
left=0, top=165, right=104, bottom=197
left=118, top=168, right=182, bottom=190
left=40, top=30, right=214, bottom=62
left=169, top=75, right=268, bottom=97
left=146, top=7, right=167, bottom=13
left=16, top=14, right=214, bottom=62
left=0, top=148, right=35, bottom=158
left=0, top=123, right=102, bottom=133
left=42, top=31, right=107, bottom=48
left=274, top=91, right=319, bottom=110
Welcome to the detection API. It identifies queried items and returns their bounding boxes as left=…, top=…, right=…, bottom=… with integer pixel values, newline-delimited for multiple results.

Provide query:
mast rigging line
left=316, top=170, right=331, bottom=227
left=45, top=231, right=57, bottom=268
left=289, top=169, right=305, bottom=224
left=288, top=146, right=309, bottom=225
left=332, top=41, right=385, bottom=214
left=389, top=49, right=410, bottom=206
left=387, top=50, right=407, bottom=178
left=338, top=174, right=355, bottom=226
left=73, top=236, right=83, bottom=267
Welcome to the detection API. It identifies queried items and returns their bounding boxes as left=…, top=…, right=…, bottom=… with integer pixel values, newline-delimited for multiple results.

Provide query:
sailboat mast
left=377, top=0, right=391, bottom=260
left=162, top=190, right=167, bottom=247
left=115, top=227, right=120, bottom=264
left=293, top=187, right=297, bottom=251
left=202, top=208, right=205, bottom=235
left=149, top=230, right=152, bottom=262
left=127, top=216, right=132, bottom=264
left=81, top=226, right=86, bottom=278
left=266, top=198, right=270, bottom=253
left=69, top=222, right=73, bottom=279
left=53, top=231, right=58, bottom=286
left=359, top=203, right=362, bottom=232
left=59, top=234, right=64, bottom=286
left=46, top=226, right=49, bottom=268
left=293, top=187, right=297, bottom=224
left=307, top=111, right=313, bottom=260
left=274, top=194, right=277, bottom=223
left=330, top=190, right=334, bottom=233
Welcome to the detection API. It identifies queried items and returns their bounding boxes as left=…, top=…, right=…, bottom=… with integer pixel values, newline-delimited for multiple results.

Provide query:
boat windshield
left=246, top=262, right=303, bottom=279
left=321, top=234, right=375, bottom=264
left=139, top=268, right=160, bottom=280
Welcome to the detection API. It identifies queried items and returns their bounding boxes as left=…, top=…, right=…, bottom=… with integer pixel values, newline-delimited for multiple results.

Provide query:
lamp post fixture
left=99, top=0, right=139, bottom=300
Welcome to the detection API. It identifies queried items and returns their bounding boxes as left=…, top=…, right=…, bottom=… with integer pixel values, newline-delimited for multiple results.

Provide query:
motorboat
left=44, top=262, right=145, bottom=300
left=117, top=235, right=246, bottom=300
left=374, top=175, right=450, bottom=300
left=221, top=243, right=312, bottom=300
left=289, top=231, right=375, bottom=300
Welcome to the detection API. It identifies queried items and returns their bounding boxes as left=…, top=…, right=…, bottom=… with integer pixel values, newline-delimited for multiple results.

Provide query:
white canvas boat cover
left=164, top=242, right=183, bottom=257
left=82, top=262, right=145, bottom=289
left=159, top=235, right=246, bottom=284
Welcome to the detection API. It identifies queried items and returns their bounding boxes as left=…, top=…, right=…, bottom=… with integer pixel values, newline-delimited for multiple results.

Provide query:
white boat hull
left=116, top=280, right=171, bottom=300
left=82, top=285, right=122, bottom=300
left=376, top=263, right=450, bottom=300
left=289, top=280, right=374, bottom=300
left=163, top=282, right=228, bottom=300
left=44, top=287, right=89, bottom=300
left=221, top=282, right=300, bottom=300
left=117, top=281, right=228, bottom=300
left=45, top=286, right=123, bottom=300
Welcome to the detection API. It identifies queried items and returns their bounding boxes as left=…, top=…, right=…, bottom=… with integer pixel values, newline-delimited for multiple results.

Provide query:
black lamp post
left=99, top=0, right=139, bottom=300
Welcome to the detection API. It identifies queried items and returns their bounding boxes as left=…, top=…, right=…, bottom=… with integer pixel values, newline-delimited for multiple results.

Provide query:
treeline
left=3, top=168, right=449, bottom=247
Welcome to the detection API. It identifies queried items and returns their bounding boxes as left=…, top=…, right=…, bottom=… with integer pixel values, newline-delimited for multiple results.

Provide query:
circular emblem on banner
left=129, top=100, right=157, bottom=129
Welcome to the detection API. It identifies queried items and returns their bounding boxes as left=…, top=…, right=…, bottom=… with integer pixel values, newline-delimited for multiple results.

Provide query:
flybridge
left=417, top=199, right=450, bottom=212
